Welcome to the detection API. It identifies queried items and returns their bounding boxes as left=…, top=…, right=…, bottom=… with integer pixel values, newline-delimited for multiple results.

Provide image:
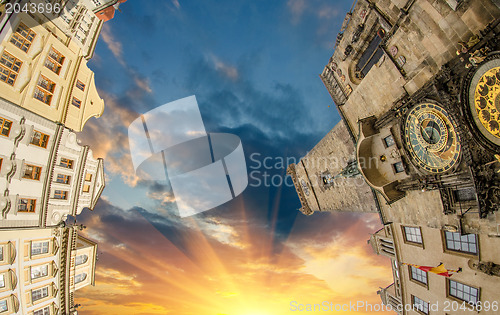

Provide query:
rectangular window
left=383, top=135, right=395, bottom=147
left=0, top=300, right=6, bottom=312
left=23, top=164, right=42, bottom=180
left=56, top=174, right=71, bottom=184
left=356, top=29, right=384, bottom=77
left=10, top=22, right=36, bottom=52
left=85, top=173, right=92, bottom=181
left=0, top=274, right=4, bottom=288
left=34, top=306, right=50, bottom=315
left=0, top=247, right=3, bottom=261
left=403, top=226, right=423, bottom=244
left=0, top=158, right=2, bottom=172
left=444, top=232, right=478, bottom=255
left=30, top=130, right=50, bottom=148
left=44, top=47, right=65, bottom=75
left=412, top=296, right=429, bottom=314
left=53, top=190, right=68, bottom=200
left=18, top=198, right=36, bottom=212
left=83, top=184, right=90, bottom=193
left=453, top=188, right=476, bottom=202
left=31, top=241, right=49, bottom=256
left=0, top=117, right=12, bottom=137
left=76, top=80, right=85, bottom=91
left=410, top=266, right=427, bottom=285
left=449, top=279, right=479, bottom=304
left=31, top=286, right=49, bottom=302
left=31, top=265, right=48, bottom=280
left=393, top=162, right=405, bottom=173
left=34, top=75, right=55, bottom=105
left=59, top=158, right=74, bottom=169
left=0, top=51, right=22, bottom=86
left=72, top=97, right=81, bottom=108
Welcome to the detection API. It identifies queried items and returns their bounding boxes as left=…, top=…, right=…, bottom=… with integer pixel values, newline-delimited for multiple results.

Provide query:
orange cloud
left=76, top=202, right=392, bottom=315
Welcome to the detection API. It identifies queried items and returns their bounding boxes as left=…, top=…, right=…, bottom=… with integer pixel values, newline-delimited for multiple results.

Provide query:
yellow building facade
left=0, top=12, right=104, bottom=132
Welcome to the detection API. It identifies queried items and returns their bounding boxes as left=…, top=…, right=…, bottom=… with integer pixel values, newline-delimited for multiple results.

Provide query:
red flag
left=402, top=262, right=462, bottom=277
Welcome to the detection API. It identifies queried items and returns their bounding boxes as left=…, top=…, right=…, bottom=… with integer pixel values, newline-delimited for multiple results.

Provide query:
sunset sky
left=74, top=1, right=394, bottom=314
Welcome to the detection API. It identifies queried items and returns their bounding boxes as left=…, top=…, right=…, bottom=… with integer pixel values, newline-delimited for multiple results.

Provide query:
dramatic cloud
left=77, top=1, right=394, bottom=314
left=76, top=200, right=391, bottom=315
left=100, top=24, right=125, bottom=66
left=210, top=54, right=239, bottom=80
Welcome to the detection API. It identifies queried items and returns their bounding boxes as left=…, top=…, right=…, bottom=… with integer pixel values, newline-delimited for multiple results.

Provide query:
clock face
left=467, top=61, right=500, bottom=147
left=404, top=103, right=461, bottom=173
left=473, top=66, right=500, bottom=138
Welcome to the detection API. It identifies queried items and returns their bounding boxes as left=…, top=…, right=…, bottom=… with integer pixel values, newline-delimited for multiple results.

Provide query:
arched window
left=75, top=254, right=88, bottom=266
left=75, top=273, right=87, bottom=284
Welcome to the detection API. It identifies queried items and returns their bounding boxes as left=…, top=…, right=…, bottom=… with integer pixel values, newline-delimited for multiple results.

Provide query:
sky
left=74, top=1, right=394, bottom=314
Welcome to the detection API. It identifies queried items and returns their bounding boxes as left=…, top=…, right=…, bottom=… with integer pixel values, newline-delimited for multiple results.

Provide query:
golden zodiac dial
left=474, top=66, right=500, bottom=138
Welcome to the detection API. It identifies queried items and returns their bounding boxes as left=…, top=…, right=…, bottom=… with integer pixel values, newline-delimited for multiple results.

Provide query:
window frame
left=23, top=164, right=42, bottom=180
left=412, top=295, right=429, bottom=315
left=34, top=75, right=55, bottom=105
left=53, top=190, right=68, bottom=200
left=10, top=22, right=36, bottom=53
left=409, top=265, right=428, bottom=288
left=383, top=135, right=395, bottom=148
left=75, top=254, right=88, bottom=266
left=443, top=231, right=478, bottom=256
left=31, top=285, right=49, bottom=303
left=18, top=198, right=36, bottom=213
left=401, top=226, right=424, bottom=247
left=34, top=306, right=50, bottom=315
left=0, top=51, right=22, bottom=86
left=74, top=273, right=87, bottom=284
left=30, top=130, right=50, bottom=148
left=0, top=116, right=12, bottom=137
left=55, top=174, right=71, bottom=184
left=31, top=241, right=49, bottom=256
left=447, top=279, right=480, bottom=306
left=392, top=161, right=405, bottom=174
left=44, top=47, right=65, bottom=75
left=71, top=96, right=81, bottom=108
left=0, top=299, right=7, bottom=312
left=76, top=80, right=85, bottom=91
left=30, top=263, right=49, bottom=280
left=355, top=27, right=385, bottom=78
left=59, top=158, right=74, bottom=169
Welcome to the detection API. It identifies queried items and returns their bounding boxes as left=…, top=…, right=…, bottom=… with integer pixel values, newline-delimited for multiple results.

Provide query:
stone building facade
left=309, top=0, right=500, bottom=231
left=287, top=123, right=378, bottom=215
left=291, top=0, right=500, bottom=313
left=370, top=223, right=500, bottom=314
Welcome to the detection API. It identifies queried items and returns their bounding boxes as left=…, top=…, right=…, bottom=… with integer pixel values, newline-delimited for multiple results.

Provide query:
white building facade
left=0, top=97, right=104, bottom=228
left=0, top=225, right=97, bottom=315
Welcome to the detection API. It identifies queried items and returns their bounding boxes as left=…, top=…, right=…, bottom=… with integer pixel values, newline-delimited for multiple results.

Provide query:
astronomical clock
left=403, top=103, right=462, bottom=174
left=465, top=58, right=500, bottom=149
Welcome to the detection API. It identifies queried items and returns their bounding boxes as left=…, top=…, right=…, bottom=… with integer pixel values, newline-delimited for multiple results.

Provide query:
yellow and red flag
left=402, top=262, right=462, bottom=277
